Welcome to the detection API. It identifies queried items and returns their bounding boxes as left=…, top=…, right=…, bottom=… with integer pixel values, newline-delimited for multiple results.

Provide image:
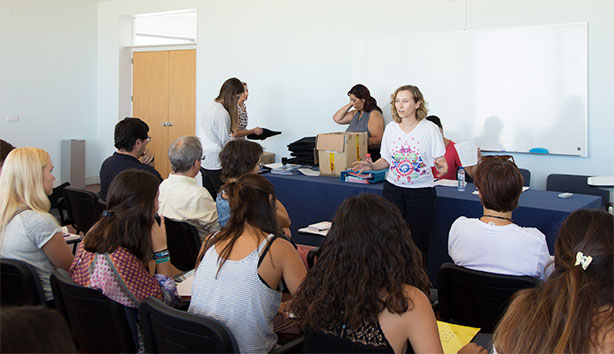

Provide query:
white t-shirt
left=448, top=216, right=553, bottom=280
left=0, top=210, right=61, bottom=300
left=380, top=120, right=445, bottom=188
left=158, top=174, right=221, bottom=241
left=201, top=101, right=232, bottom=170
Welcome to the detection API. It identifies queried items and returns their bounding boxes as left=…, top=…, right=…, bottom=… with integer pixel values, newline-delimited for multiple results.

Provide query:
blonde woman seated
left=291, top=194, right=443, bottom=353
left=189, top=174, right=306, bottom=353
left=493, top=209, right=613, bottom=352
left=0, top=147, right=74, bottom=302
left=448, top=156, right=552, bottom=280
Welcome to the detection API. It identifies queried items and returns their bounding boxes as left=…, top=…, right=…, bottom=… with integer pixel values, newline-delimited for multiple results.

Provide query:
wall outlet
left=6, top=114, right=19, bottom=122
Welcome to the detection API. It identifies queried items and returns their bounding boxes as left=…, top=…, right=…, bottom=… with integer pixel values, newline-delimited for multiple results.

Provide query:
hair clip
left=574, top=251, right=592, bottom=270
left=102, top=210, right=114, bottom=217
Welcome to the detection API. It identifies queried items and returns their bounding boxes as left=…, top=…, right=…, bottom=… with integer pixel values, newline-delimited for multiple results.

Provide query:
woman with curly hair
left=493, top=209, right=613, bottom=353
left=290, top=193, right=442, bottom=353
left=354, top=85, right=447, bottom=261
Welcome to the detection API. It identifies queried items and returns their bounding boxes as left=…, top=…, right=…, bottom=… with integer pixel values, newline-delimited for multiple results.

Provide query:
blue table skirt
left=265, top=173, right=602, bottom=284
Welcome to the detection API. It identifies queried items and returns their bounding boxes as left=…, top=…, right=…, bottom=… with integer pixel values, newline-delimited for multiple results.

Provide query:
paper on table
left=298, top=168, right=320, bottom=176
left=454, top=140, right=479, bottom=167
left=437, top=321, right=480, bottom=354
left=298, top=221, right=331, bottom=236
left=472, top=186, right=529, bottom=195
left=308, top=221, right=332, bottom=230
left=434, top=179, right=459, bottom=187
left=297, top=227, right=328, bottom=236
left=176, top=272, right=194, bottom=298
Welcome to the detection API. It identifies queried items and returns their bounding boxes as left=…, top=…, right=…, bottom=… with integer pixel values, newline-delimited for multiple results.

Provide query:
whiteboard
left=352, top=23, right=587, bottom=156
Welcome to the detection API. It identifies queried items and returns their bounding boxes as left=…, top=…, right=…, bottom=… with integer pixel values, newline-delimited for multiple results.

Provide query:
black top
left=304, top=320, right=413, bottom=353
left=99, top=152, right=162, bottom=200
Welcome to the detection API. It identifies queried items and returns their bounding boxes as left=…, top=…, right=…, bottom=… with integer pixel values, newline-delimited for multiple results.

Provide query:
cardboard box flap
left=316, top=133, right=346, bottom=152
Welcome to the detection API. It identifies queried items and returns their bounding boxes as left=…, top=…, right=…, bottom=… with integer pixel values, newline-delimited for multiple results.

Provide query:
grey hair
left=168, top=136, right=203, bottom=173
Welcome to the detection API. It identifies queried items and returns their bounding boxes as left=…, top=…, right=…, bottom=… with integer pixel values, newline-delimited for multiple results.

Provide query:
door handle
left=161, top=121, right=168, bottom=127
left=168, top=121, right=173, bottom=127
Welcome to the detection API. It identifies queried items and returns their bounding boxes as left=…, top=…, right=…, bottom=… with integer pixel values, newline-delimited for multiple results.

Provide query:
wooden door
left=132, top=49, right=196, bottom=178
left=133, top=51, right=170, bottom=177
left=168, top=50, right=196, bottom=144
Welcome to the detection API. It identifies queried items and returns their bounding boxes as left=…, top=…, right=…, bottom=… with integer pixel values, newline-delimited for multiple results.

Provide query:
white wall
left=0, top=0, right=98, bottom=184
left=3, top=0, right=612, bottom=194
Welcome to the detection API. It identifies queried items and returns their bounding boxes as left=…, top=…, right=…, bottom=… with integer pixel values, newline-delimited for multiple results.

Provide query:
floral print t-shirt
left=380, top=120, right=445, bottom=188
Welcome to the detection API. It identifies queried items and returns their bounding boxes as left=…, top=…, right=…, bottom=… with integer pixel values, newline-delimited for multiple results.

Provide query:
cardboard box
left=261, top=151, right=275, bottom=164
left=316, top=132, right=367, bottom=176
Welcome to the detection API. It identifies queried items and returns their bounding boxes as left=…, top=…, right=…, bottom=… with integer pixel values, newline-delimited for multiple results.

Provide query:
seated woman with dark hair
left=189, top=174, right=306, bottom=353
left=448, top=156, right=552, bottom=279
left=290, top=193, right=443, bottom=353
left=493, top=209, right=613, bottom=352
left=217, top=139, right=290, bottom=233
left=70, top=169, right=178, bottom=308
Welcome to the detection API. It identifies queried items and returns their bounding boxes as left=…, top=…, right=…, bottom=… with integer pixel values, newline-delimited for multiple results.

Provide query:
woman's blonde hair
left=0, top=147, right=52, bottom=236
left=390, top=85, right=428, bottom=123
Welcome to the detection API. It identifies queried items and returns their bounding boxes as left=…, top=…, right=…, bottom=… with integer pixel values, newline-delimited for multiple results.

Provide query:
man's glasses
left=144, top=137, right=151, bottom=143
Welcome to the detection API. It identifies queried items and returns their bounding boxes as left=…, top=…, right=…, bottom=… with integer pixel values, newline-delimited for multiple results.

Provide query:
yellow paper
left=437, top=321, right=481, bottom=354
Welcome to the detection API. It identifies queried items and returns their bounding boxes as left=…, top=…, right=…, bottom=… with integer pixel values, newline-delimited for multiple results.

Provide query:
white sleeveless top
left=188, top=234, right=281, bottom=353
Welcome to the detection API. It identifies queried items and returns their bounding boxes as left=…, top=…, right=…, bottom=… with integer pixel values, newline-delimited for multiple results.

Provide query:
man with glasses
left=99, top=117, right=162, bottom=200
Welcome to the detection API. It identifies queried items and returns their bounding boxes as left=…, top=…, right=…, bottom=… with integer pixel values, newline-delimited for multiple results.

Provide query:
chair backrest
left=164, top=217, right=202, bottom=271
left=437, top=263, right=541, bottom=333
left=62, top=186, right=103, bottom=234
left=139, top=297, right=239, bottom=353
left=518, top=168, right=531, bottom=187
left=546, top=173, right=609, bottom=208
left=0, top=258, right=46, bottom=306
left=306, top=247, right=321, bottom=269
left=50, top=269, right=138, bottom=353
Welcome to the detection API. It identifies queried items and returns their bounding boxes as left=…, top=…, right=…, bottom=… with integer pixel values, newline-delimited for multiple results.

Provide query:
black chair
left=140, top=297, right=240, bottom=353
left=63, top=186, right=104, bottom=235
left=0, top=258, right=46, bottom=306
left=50, top=269, right=138, bottom=353
left=546, top=173, right=610, bottom=209
left=165, top=217, right=202, bottom=272
left=48, top=182, right=71, bottom=226
left=437, top=263, right=541, bottom=333
left=306, top=247, right=320, bottom=268
left=518, top=168, right=531, bottom=187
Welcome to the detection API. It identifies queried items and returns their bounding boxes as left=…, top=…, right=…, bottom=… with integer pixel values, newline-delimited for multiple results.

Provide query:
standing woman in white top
left=189, top=174, right=307, bottom=353
left=0, top=147, right=74, bottom=302
left=201, top=77, right=245, bottom=199
left=231, top=82, right=263, bottom=139
left=354, top=85, right=447, bottom=261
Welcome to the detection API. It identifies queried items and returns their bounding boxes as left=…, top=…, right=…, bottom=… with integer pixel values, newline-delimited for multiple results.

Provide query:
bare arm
left=42, top=233, right=74, bottom=271
left=275, top=200, right=291, bottom=228
left=333, top=102, right=356, bottom=124
left=433, top=156, right=448, bottom=178
left=278, top=241, right=307, bottom=294
left=151, top=217, right=172, bottom=278
left=352, top=157, right=390, bottom=173
left=404, top=287, right=444, bottom=354
left=367, top=110, right=384, bottom=146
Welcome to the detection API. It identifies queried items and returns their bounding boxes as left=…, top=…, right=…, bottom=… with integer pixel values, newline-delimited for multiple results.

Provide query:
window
left=133, top=10, right=196, bottom=46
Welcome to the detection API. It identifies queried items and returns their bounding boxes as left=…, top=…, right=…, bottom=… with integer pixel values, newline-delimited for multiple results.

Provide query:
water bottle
left=457, top=167, right=466, bottom=192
